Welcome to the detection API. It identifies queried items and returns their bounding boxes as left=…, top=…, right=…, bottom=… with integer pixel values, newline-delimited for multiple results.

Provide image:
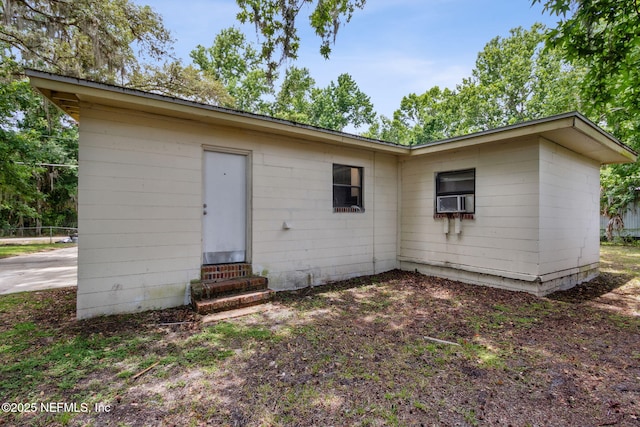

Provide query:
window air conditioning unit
left=437, top=195, right=467, bottom=213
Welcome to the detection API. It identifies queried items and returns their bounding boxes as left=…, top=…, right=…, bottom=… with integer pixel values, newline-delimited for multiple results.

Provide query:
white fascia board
left=27, top=71, right=408, bottom=156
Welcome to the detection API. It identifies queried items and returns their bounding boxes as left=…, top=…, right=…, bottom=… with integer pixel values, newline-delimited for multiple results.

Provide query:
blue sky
left=137, top=0, right=559, bottom=120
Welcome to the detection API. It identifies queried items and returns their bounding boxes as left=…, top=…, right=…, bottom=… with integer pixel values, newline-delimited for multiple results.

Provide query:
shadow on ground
left=2, top=267, right=639, bottom=426
left=547, top=271, right=634, bottom=303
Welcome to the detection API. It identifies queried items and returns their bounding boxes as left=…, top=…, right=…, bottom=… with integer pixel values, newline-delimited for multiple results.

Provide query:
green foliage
left=534, top=0, right=640, bottom=117
left=0, top=0, right=171, bottom=81
left=191, top=28, right=375, bottom=131
left=600, top=164, right=640, bottom=240
left=368, top=24, right=582, bottom=145
left=0, top=1, right=201, bottom=231
left=364, top=86, right=459, bottom=144
left=271, top=66, right=315, bottom=122
left=0, top=52, right=78, bottom=230
left=192, top=27, right=263, bottom=84
left=468, top=23, right=583, bottom=127
left=308, top=73, right=375, bottom=130
left=1, top=0, right=228, bottom=105
left=127, top=61, right=232, bottom=106
left=235, top=0, right=366, bottom=78
left=191, top=27, right=272, bottom=112
left=270, top=68, right=375, bottom=131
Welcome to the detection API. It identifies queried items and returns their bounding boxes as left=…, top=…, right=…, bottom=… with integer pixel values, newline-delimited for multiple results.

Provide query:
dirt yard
left=0, top=245, right=638, bottom=426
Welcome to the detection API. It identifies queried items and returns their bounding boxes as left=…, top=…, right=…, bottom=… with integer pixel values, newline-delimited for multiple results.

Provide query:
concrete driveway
left=0, top=246, right=77, bottom=294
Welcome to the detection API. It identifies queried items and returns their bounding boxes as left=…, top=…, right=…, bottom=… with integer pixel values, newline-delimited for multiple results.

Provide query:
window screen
left=333, top=164, right=363, bottom=212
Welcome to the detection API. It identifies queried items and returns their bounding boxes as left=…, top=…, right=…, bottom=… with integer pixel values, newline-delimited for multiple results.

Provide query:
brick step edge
left=201, top=263, right=252, bottom=282
left=193, top=290, right=274, bottom=315
left=191, top=277, right=268, bottom=301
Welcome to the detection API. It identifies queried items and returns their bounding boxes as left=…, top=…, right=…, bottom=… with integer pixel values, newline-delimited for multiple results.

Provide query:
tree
left=308, top=73, right=375, bottom=131
left=365, top=87, right=458, bottom=145
left=369, top=24, right=582, bottom=145
left=270, top=66, right=315, bottom=122
left=235, top=0, right=366, bottom=77
left=600, top=165, right=639, bottom=241
left=270, top=68, right=376, bottom=131
left=533, top=0, right=640, bottom=118
left=127, top=61, right=232, bottom=106
left=191, top=27, right=273, bottom=113
left=0, top=0, right=172, bottom=81
left=464, top=23, right=583, bottom=129
left=1, top=1, right=221, bottom=102
left=0, top=1, right=189, bottom=232
left=0, top=50, right=78, bottom=231
left=597, top=119, right=640, bottom=241
left=191, top=28, right=375, bottom=131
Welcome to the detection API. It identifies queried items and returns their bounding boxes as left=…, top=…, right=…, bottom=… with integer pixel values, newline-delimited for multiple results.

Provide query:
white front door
left=203, top=151, right=247, bottom=264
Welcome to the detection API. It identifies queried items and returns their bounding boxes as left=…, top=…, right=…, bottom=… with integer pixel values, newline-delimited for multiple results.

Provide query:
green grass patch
left=600, top=244, right=640, bottom=275
left=0, top=332, right=150, bottom=399
left=189, top=321, right=277, bottom=345
left=0, top=293, right=29, bottom=313
left=0, top=289, right=75, bottom=315
left=0, top=243, right=74, bottom=259
left=460, top=342, right=507, bottom=370
left=0, top=321, right=53, bottom=354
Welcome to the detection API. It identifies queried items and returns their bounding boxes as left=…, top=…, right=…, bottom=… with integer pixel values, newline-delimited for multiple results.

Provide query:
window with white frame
left=435, top=169, right=475, bottom=214
left=333, top=164, right=364, bottom=212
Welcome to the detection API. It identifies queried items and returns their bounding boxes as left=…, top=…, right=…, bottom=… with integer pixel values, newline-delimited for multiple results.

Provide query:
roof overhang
left=26, top=69, right=408, bottom=155
left=411, top=113, right=637, bottom=164
left=27, top=70, right=637, bottom=165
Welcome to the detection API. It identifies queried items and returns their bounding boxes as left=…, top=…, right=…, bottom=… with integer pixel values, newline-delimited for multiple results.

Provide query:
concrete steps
left=191, top=263, right=273, bottom=315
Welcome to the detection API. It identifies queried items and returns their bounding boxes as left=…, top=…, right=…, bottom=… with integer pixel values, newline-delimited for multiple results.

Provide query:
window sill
left=334, top=207, right=364, bottom=213
left=434, top=213, right=475, bottom=220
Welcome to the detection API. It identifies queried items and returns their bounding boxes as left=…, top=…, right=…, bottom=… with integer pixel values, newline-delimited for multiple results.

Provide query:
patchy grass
left=0, top=246, right=639, bottom=426
left=600, top=244, right=640, bottom=276
left=0, top=243, right=75, bottom=259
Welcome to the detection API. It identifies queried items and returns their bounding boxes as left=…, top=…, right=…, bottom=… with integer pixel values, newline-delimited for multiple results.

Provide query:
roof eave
left=26, top=70, right=409, bottom=156
left=409, top=112, right=637, bottom=165
left=27, top=71, right=637, bottom=165
left=571, top=115, right=637, bottom=163
left=409, top=115, right=576, bottom=155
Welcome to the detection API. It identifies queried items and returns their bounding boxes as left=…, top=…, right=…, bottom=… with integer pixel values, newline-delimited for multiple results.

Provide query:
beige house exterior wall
left=398, top=138, right=547, bottom=293
left=537, top=137, right=601, bottom=290
left=249, top=129, right=398, bottom=290
left=398, top=137, right=602, bottom=296
left=76, top=104, right=397, bottom=318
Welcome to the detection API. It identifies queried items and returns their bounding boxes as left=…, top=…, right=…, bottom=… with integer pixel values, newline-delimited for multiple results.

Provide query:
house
left=600, top=198, right=640, bottom=240
left=27, top=70, right=637, bottom=319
